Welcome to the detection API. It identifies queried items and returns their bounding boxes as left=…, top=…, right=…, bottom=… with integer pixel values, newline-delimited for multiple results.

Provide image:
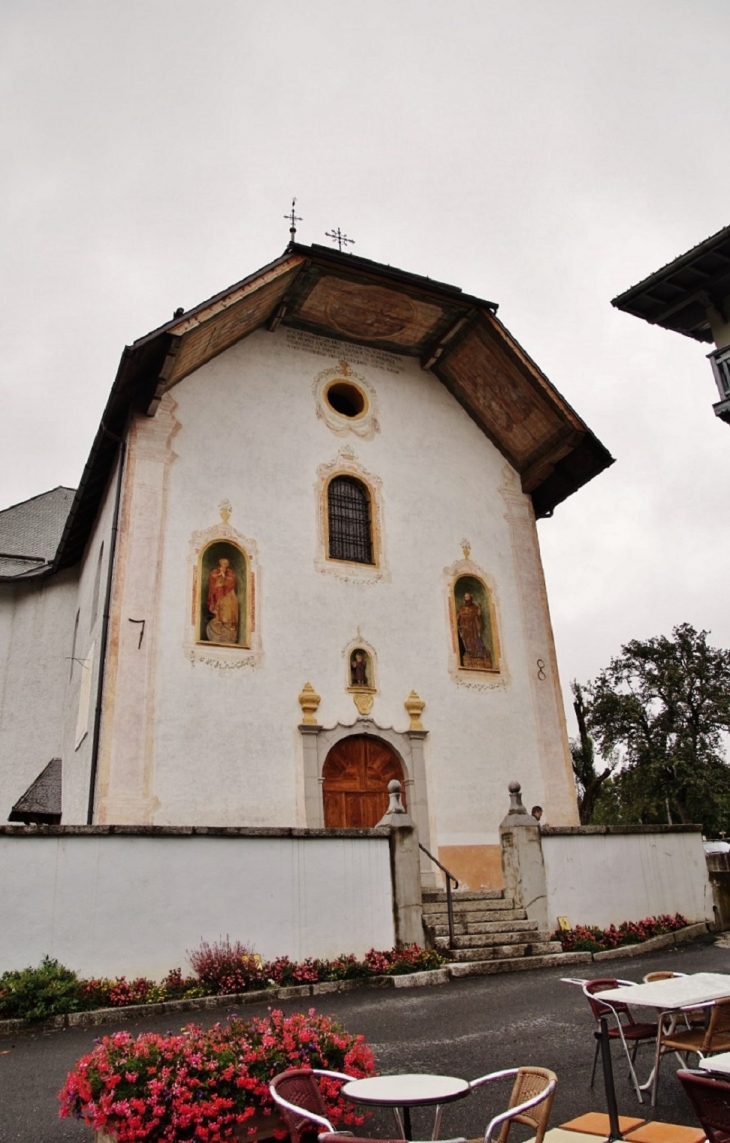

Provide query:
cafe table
left=341, top=1073, right=471, bottom=1141
left=595, top=973, right=730, bottom=1106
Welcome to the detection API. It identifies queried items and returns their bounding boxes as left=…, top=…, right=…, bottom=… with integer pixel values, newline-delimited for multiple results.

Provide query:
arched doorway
left=322, top=735, right=406, bottom=828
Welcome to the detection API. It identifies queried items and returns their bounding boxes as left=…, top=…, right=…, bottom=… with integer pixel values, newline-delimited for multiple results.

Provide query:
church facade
left=0, top=243, right=612, bottom=889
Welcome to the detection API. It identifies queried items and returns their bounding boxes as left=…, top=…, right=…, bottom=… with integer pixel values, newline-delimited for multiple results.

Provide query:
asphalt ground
left=1, top=936, right=728, bottom=1143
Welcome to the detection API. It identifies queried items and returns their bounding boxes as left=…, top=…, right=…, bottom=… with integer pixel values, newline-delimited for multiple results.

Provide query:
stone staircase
left=422, top=888, right=587, bottom=975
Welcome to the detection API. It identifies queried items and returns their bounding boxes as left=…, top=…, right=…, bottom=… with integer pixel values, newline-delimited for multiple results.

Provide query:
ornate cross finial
left=461, top=537, right=471, bottom=560
left=284, top=197, right=302, bottom=242
left=219, top=499, right=232, bottom=524
left=339, top=360, right=351, bottom=376
left=325, top=227, right=355, bottom=253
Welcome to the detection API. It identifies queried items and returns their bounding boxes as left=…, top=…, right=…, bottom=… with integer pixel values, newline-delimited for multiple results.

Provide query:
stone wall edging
left=0, top=924, right=710, bottom=1036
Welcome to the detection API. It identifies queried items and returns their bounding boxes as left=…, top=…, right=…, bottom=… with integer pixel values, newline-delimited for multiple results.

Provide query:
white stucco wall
left=543, top=828, right=714, bottom=929
left=95, top=327, right=576, bottom=880
left=0, top=829, right=394, bottom=977
left=0, top=570, right=78, bottom=819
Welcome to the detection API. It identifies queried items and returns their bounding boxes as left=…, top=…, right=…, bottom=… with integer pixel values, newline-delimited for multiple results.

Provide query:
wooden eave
left=8, top=243, right=612, bottom=581
left=612, top=223, right=730, bottom=343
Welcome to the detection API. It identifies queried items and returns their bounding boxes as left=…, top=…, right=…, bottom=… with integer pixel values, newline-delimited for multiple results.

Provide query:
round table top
left=342, top=1073, right=471, bottom=1107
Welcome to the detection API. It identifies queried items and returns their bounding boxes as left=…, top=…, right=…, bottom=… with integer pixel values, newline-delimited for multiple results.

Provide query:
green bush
left=0, top=957, right=84, bottom=1020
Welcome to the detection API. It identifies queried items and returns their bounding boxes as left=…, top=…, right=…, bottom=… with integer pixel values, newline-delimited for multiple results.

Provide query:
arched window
left=327, top=476, right=373, bottom=564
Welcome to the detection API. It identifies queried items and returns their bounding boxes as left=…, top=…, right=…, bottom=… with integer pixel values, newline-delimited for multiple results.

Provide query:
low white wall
left=0, top=827, right=395, bottom=978
left=542, top=826, right=713, bottom=930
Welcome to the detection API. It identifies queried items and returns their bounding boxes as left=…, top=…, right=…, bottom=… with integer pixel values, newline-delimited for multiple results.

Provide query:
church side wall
left=0, top=570, right=77, bottom=820
left=96, top=327, right=577, bottom=888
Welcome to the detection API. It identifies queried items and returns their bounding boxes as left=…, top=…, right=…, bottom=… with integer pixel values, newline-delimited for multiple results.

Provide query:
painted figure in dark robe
left=206, top=557, right=239, bottom=643
left=457, top=592, right=492, bottom=669
left=351, top=650, right=369, bottom=687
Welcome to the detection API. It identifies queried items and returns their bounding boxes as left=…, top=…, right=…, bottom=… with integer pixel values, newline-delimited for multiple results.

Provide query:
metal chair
left=583, top=978, right=658, bottom=1102
left=652, top=996, right=730, bottom=1105
left=677, top=1068, right=730, bottom=1143
left=269, top=1068, right=466, bottom=1143
left=467, top=1067, right=558, bottom=1143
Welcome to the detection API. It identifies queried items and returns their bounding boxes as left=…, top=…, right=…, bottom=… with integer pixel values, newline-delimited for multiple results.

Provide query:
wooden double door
left=322, top=735, right=406, bottom=828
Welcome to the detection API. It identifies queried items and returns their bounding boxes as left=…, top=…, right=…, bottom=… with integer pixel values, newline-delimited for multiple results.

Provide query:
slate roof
left=612, top=223, right=730, bottom=342
left=0, top=487, right=75, bottom=578
left=8, top=757, right=62, bottom=822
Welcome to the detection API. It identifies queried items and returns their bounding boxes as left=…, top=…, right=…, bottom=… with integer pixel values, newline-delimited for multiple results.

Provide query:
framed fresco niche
left=446, top=547, right=503, bottom=689
left=186, top=504, right=261, bottom=670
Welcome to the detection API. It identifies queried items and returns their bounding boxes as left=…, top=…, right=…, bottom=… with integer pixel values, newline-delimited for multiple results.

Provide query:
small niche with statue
left=452, top=574, right=498, bottom=672
left=347, top=643, right=377, bottom=716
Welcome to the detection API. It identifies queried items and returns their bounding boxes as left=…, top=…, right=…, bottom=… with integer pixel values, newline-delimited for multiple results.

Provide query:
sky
left=2, top=0, right=729, bottom=732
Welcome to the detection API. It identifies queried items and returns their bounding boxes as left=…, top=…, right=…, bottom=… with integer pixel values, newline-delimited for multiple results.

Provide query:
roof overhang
left=11, top=243, right=613, bottom=580
left=612, top=224, right=730, bottom=342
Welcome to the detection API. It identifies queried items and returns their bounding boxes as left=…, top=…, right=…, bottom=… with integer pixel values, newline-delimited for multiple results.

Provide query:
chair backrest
left=584, top=979, right=634, bottom=1022
left=270, top=1069, right=335, bottom=1143
left=703, top=997, right=730, bottom=1050
left=677, top=1068, right=730, bottom=1143
left=481, top=1067, right=557, bottom=1143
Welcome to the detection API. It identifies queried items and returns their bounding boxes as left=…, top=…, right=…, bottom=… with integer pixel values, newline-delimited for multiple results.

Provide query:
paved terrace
left=1, top=937, right=728, bottom=1142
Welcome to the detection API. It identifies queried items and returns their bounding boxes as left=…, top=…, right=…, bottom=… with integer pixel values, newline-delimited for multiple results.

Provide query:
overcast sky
left=2, top=0, right=728, bottom=730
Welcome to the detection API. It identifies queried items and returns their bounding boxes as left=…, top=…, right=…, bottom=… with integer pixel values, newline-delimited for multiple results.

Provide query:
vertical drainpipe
left=86, top=426, right=127, bottom=824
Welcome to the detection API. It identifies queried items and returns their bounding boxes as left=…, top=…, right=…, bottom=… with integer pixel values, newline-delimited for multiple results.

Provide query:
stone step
left=447, top=950, right=592, bottom=978
left=431, top=918, right=546, bottom=937
left=446, top=941, right=562, bottom=961
left=425, top=918, right=539, bottom=937
left=422, top=909, right=530, bottom=928
left=422, top=889, right=507, bottom=903
left=423, top=907, right=527, bottom=923
left=434, top=930, right=555, bottom=950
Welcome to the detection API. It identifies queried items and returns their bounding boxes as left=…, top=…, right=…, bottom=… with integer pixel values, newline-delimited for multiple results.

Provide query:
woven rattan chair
left=677, top=1068, right=730, bottom=1143
left=467, top=1067, right=558, bottom=1143
left=652, top=996, right=730, bottom=1105
left=583, top=978, right=658, bottom=1102
left=269, top=1068, right=466, bottom=1143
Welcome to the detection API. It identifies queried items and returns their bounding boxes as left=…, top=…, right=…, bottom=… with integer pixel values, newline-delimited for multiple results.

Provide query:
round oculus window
left=324, top=380, right=368, bottom=419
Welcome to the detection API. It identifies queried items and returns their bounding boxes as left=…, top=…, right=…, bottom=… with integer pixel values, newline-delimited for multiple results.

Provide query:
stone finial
left=461, top=537, right=471, bottom=560
left=219, top=499, right=232, bottom=524
left=507, top=781, right=528, bottom=815
left=404, top=690, right=425, bottom=731
left=298, top=682, right=321, bottom=725
left=385, top=779, right=407, bottom=815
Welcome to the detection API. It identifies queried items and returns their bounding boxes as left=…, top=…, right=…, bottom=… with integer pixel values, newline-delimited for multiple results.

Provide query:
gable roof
left=0, top=487, right=75, bottom=577
left=3, top=243, right=613, bottom=581
left=611, top=223, right=730, bottom=342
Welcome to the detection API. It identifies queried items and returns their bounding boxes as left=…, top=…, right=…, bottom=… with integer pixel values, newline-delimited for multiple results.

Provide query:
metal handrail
left=419, top=843, right=459, bottom=949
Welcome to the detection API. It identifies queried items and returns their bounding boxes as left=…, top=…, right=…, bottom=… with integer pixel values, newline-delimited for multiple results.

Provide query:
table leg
left=403, top=1106, right=413, bottom=1140
left=391, top=1108, right=406, bottom=1140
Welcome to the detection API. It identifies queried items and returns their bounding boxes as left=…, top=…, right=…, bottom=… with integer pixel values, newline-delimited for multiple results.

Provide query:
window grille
left=328, top=476, right=373, bottom=564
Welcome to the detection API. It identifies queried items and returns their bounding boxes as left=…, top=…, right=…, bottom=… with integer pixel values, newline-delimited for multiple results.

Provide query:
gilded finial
left=219, top=499, right=232, bottom=525
left=404, top=690, right=426, bottom=731
left=298, top=682, right=321, bottom=725
left=461, top=537, right=471, bottom=560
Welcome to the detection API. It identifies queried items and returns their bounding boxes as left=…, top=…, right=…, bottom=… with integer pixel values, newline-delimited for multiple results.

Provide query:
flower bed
left=553, top=913, right=688, bottom=953
left=59, top=1008, right=376, bottom=1143
left=0, top=941, right=444, bottom=1022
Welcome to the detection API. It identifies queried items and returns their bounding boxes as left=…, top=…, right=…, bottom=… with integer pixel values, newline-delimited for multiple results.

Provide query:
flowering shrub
left=59, top=1008, right=376, bottom=1143
left=0, top=944, right=445, bottom=1021
left=189, top=938, right=269, bottom=994
left=555, top=913, right=688, bottom=953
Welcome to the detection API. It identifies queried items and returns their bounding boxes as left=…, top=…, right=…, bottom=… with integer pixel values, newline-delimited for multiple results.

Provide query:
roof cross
left=284, top=197, right=302, bottom=242
left=325, top=227, right=355, bottom=253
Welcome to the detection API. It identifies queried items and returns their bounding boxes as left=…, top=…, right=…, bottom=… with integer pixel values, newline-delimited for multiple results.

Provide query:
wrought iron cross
left=325, top=227, right=355, bottom=253
left=284, top=197, right=302, bottom=241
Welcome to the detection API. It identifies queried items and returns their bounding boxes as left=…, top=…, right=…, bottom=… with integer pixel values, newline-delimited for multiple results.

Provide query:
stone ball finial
left=385, top=779, right=406, bottom=815
left=507, top=781, right=528, bottom=815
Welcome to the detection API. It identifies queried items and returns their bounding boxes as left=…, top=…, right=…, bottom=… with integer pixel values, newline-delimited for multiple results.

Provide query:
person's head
left=531, top=805, right=543, bottom=821
left=463, top=593, right=472, bottom=604
left=218, top=558, right=229, bottom=571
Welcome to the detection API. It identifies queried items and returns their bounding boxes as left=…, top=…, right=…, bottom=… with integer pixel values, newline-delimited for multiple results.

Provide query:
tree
left=576, top=624, right=730, bottom=834
left=570, top=682, right=614, bottom=824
